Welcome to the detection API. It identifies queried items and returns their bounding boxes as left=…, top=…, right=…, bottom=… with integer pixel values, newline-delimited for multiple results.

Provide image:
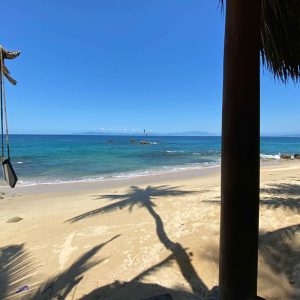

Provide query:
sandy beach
left=1, top=161, right=300, bottom=299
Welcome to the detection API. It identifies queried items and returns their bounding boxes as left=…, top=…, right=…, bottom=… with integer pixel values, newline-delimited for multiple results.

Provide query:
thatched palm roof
left=220, top=0, right=300, bottom=82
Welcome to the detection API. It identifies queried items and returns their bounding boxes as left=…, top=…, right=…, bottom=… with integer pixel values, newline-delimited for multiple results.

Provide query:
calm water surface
left=1, top=135, right=299, bottom=186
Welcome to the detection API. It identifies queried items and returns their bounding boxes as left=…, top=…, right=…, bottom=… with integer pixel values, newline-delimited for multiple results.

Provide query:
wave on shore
left=260, top=153, right=281, bottom=160
left=11, top=162, right=220, bottom=187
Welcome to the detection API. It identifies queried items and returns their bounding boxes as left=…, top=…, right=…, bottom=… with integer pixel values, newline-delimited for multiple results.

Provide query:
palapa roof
left=220, top=0, right=300, bottom=82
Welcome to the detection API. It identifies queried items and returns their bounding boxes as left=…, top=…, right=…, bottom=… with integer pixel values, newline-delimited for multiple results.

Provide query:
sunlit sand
left=1, top=161, right=300, bottom=299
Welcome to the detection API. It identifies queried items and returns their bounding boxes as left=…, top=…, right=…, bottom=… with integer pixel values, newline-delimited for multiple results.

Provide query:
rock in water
left=6, top=216, right=23, bottom=223
left=139, top=140, right=152, bottom=144
left=280, top=154, right=291, bottom=159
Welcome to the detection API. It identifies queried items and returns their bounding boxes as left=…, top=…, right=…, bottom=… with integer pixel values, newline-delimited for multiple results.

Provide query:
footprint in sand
left=58, top=231, right=78, bottom=270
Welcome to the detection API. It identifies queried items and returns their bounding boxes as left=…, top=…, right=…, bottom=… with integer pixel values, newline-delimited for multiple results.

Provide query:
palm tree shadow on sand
left=200, top=223, right=300, bottom=299
left=0, top=244, right=37, bottom=299
left=258, top=223, right=300, bottom=299
left=259, top=183, right=300, bottom=213
left=30, top=235, right=120, bottom=300
left=1, top=235, right=136, bottom=300
left=66, top=185, right=217, bottom=299
left=202, top=182, right=300, bottom=298
left=203, top=182, right=300, bottom=212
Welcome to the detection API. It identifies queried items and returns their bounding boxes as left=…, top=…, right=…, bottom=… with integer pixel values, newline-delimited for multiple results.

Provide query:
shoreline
left=1, top=159, right=299, bottom=195
left=1, top=164, right=221, bottom=195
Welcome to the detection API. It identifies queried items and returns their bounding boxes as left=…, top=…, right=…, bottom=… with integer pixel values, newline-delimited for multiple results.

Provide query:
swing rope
left=0, top=47, right=11, bottom=161
left=0, top=48, right=4, bottom=161
left=2, top=65, right=10, bottom=160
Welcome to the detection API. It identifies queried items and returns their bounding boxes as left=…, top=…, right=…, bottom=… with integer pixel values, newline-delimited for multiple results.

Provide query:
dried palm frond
left=261, top=0, right=300, bottom=82
left=0, top=46, right=21, bottom=85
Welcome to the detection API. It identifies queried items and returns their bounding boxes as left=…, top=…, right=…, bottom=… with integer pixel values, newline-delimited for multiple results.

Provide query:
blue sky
left=2, top=0, right=299, bottom=135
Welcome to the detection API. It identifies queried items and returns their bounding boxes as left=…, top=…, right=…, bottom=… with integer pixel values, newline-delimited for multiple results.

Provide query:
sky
left=1, top=0, right=299, bottom=135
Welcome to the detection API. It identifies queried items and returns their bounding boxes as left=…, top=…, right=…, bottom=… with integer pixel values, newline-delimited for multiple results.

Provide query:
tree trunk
left=219, top=0, right=261, bottom=299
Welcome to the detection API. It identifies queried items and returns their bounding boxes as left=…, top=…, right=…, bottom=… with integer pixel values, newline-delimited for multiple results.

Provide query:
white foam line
left=15, top=163, right=221, bottom=187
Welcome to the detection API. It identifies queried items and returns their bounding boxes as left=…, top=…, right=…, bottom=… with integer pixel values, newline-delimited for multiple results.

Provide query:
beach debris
left=16, top=285, right=29, bottom=294
left=6, top=216, right=23, bottom=223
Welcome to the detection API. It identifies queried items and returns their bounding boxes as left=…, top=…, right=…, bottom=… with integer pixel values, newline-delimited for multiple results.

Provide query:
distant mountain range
left=73, top=131, right=300, bottom=137
left=160, top=131, right=217, bottom=136
left=282, top=134, right=300, bottom=137
left=261, top=133, right=300, bottom=137
left=73, top=130, right=218, bottom=136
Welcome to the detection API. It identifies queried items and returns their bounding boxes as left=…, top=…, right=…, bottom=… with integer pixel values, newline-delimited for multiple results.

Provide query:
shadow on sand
left=64, top=185, right=216, bottom=299
left=204, top=182, right=300, bottom=212
left=66, top=185, right=197, bottom=223
left=30, top=235, right=119, bottom=300
left=202, top=182, right=300, bottom=298
left=259, top=182, right=300, bottom=212
left=260, top=183, right=300, bottom=197
left=0, top=244, right=37, bottom=299
left=3, top=185, right=219, bottom=299
left=259, top=223, right=300, bottom=299
left=0, top=236, right=119, bottom=299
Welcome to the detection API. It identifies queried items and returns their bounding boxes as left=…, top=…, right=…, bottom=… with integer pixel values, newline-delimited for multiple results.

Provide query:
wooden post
left=219, top=0, right=261, bottom=299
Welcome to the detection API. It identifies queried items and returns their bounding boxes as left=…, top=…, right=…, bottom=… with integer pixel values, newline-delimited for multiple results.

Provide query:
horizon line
left=8, top=133, right=300, bottom=137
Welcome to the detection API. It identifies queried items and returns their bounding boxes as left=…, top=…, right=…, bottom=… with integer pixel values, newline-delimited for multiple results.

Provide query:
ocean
left=1, top=135, right=300, bottom=186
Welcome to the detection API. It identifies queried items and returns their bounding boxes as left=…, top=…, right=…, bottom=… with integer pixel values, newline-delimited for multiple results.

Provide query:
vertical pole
left=0, top=49, right=4, bottom=161
left=219, top=0, right=261, bottom=299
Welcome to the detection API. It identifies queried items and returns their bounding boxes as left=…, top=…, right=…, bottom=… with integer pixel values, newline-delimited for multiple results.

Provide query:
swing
left=0, top=46, right=20, bottom=188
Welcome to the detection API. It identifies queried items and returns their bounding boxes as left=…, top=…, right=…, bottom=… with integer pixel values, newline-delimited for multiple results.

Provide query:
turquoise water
left=1, top=135, right=300, bottom=186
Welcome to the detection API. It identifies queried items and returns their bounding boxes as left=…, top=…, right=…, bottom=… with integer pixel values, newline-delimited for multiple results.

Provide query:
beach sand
left=1, top=161, right=300, bottom=299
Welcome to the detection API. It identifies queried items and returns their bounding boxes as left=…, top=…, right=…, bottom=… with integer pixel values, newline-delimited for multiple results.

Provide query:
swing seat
left=2, top=158, right=18, bottom=188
